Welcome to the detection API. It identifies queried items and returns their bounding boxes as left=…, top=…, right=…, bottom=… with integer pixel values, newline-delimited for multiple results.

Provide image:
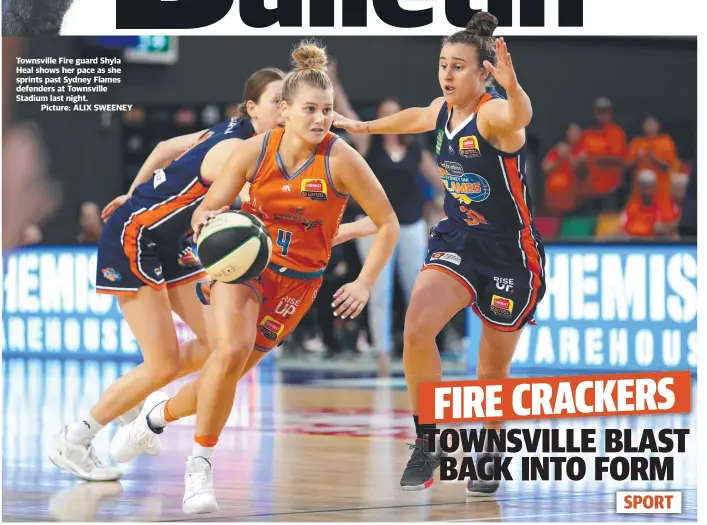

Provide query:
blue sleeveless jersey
left=434, top=89, right=537, bottom=239
left=127, top=117, right=256, bottom=240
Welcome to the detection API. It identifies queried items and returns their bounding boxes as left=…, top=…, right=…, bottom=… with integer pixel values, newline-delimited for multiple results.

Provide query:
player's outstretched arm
left=332, top=216, right=377, bottom=246
left=101, top=129, right=209, bottom=222
left=191, top=136, right=262, bottom=241
left=333, top=97, right=445, bottom=136
left=330, top=142, right=400, bottom=319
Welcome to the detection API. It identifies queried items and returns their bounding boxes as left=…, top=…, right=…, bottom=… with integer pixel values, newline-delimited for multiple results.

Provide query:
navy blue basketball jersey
left=127, top=117, right=256, bottom=241
left=434, top=89, right=535, bottom=238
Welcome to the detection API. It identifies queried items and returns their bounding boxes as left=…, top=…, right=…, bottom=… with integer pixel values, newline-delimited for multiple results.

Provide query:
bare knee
left=213, top=341, right=252, bottom=375
left=403, top=309, right=439, bottom=349
left=143, top=356, right=181, bottom=387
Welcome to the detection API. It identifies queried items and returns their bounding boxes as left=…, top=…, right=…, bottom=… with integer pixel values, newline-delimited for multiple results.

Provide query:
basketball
left=196, top=211, right=272, bottom=284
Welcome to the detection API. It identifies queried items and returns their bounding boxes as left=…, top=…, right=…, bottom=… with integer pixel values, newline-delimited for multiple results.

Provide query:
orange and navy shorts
left=95, top=202, right=207, bottom=296
left=422, top=221, right=546, bottom=332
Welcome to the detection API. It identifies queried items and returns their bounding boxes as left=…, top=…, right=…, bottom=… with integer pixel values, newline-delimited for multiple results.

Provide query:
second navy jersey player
left=423, top=89, right=545, bottom=332
left=96, top=117, right=256, bottom=295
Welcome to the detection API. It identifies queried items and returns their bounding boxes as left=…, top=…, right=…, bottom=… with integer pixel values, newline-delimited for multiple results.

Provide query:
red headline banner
left=418, top=371, right=692, bottom=424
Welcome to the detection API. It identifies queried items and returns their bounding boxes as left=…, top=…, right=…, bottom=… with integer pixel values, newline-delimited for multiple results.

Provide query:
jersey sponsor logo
left=282, top=185, right=292, bottom=192
left=494, top=276, right=515, bottom=293
left=491, top=295, right=514, bottom=317
left=459, top=135, right=481, bottom=158
left=178, top=246, right=200, bottom=267
left=274, top=213, right=323, bottom=231
left=224, top=117, right=240, bottom=134
left=441, top=161, right=464, bottom=177
left=258, top=315, right=285, bottom=341
left=101, top=268, right=121, bottom=282
left=301, top=178, right=327, bottom=200
left=153, top=169, right=166, bottom=188
left=431, top=251, right=462, bottom=265
left=290, top=205, right=305, bottom=215
left=442, top=172, right=491, bottom=203
left=435, top=130, right=444, bottom=155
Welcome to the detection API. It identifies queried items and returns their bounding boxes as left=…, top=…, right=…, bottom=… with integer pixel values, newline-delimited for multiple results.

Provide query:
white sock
left=66, top=413, right=104, bottom=445
left=146, top=401, right=168, bottom=430
left=192, top=442, right=214, bottom=462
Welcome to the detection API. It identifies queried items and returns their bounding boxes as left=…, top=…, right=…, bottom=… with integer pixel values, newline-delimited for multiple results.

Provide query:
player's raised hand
left=332, top=112, right=368, bottom=135
left=483, top=38, right=520, bottom=94
left=332, top=279, right=370, bottom=319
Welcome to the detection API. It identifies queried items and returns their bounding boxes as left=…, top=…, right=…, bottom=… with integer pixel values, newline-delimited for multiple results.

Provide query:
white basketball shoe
left=48, top=427, right=123, bottom=482
left=182, top=456, right=218, bottom=514
left=110, top=391, right=168, bottom=463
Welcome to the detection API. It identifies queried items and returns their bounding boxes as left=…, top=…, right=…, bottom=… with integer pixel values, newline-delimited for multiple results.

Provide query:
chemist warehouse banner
left=2, top=243, right=698, bottom=372
left=465, top=244, right=696, bottom=373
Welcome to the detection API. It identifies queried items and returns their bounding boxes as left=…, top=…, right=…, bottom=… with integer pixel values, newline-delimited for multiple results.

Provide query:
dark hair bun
left=466, top=11, right=498, bottom=37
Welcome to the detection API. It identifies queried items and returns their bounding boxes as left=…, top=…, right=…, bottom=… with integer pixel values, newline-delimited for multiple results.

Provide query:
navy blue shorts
left=422, top=220, right=546, bottom=332
left=95, top=202, right=207, bottom=296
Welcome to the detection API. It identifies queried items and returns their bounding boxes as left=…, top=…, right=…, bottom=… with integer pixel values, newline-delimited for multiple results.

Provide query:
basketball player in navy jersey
left=334, top=12, right=545, bottom=496
left=47, top=68, right=288, bottom=481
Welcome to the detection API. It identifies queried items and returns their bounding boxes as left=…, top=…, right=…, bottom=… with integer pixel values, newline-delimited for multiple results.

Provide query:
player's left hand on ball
left=332, top=280, right=370, bottom=319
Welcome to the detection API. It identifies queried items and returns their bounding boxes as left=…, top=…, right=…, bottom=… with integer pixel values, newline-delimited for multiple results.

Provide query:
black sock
left=413, top=415, right=436, bottom=441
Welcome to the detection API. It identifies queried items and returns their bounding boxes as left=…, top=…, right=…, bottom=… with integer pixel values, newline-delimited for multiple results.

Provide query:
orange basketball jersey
left=242, top=128, right=349, bottom=274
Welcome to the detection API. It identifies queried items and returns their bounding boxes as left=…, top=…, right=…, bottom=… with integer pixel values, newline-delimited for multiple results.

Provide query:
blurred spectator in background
left=77, top=201, right=103, bottom=244
left=625, top=115, right=677, bottom=198
left=616, top=169, right=677, bottom=239
left=542, top=123, right=586, bottom=214
left=330, top=60, right=442, bottom=375
left=21, top=224, right=43, bottom=246
left=579, top=97, right=626, bottom=211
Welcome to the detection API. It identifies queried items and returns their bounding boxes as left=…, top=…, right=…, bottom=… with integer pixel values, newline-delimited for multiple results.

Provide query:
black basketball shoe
left=400, top=438, right=447, bottom=491
left=466, top=451, right=503, bottom=497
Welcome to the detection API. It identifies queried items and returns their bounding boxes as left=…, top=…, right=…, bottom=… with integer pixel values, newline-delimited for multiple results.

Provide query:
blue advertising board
left=1, top=244, right=698, bottom=373
left=466, top=244, right=697, bottom=373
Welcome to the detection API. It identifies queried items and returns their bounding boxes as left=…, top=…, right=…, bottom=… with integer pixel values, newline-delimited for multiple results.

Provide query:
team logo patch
left=301, top=178, right=327, bottom=200
left=442, top=172, right=491, bottom=203
left=491, top=295, right=514, bottom=317
left=459, top=136, right=481, bottom=158
left=441, top=161, right=464, bottom=177
left=431, top=252, right=462, bottom=265
left=178, top=246, right=200, bottom=267
left=101, top=268, right=121, bottom=282
left=435, top=130, right=443, bottom=155
left=258, top=315, right=285, bottom=341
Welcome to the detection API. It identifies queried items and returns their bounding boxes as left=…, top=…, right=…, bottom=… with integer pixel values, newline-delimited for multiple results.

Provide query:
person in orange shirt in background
left=542, top=123, right=586, bottom=214
left=616, top=169, right=677, bottom=239
left=579, top=97, right=627, bottom=211
left=625, top=115, right=678, bottom=197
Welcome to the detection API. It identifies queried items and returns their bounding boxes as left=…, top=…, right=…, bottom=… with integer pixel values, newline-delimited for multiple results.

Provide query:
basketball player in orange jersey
left=334, top=12, right=545, bottom=497
left=110, top=40, right=399, bottom=514
left=48, top=65, right=377, bottom=483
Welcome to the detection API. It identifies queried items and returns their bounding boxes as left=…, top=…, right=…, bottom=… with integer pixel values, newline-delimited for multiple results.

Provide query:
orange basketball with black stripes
left=196, top=211, right=272, bottom=284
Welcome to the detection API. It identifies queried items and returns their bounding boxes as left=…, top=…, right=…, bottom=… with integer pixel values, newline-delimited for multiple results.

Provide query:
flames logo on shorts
left=101, top=267, right=121, bottom=282
left=301, top=179, right=327, bottom=201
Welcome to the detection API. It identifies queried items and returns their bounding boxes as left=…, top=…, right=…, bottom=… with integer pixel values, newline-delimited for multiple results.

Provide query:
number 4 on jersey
left=277, top=229, right=292, bottom=256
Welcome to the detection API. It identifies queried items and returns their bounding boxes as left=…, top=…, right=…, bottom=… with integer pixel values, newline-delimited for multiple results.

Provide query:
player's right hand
left=101, top=195, right=129, bottom=222
left=332, top=112, right=368, bottom=135
left=192, top=206, right=229, bottom=243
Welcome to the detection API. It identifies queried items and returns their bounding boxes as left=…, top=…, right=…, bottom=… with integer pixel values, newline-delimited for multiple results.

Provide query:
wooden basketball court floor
left=2, top=356, right=697, bottom=522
